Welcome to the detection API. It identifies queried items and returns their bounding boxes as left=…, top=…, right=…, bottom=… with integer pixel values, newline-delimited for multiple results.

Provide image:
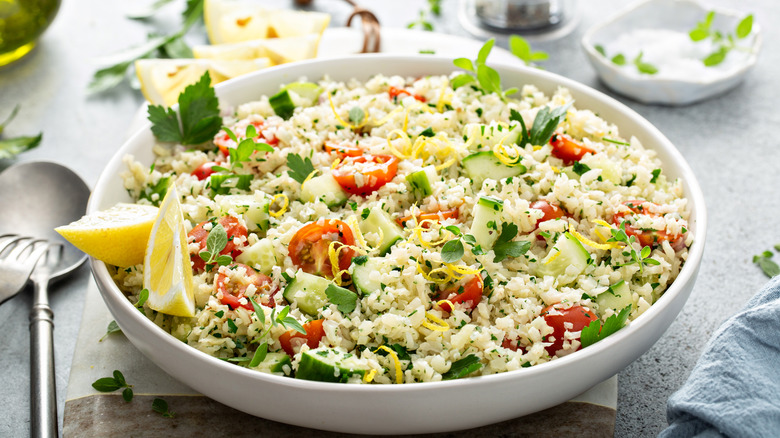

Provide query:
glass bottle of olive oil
left=0, top=0, right=60, bottom=66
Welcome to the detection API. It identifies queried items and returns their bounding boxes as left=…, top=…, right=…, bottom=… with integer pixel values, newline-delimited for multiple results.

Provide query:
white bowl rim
left=90, top=53, right=708, bottom=395
left=580, top=0, right=762, bottom=86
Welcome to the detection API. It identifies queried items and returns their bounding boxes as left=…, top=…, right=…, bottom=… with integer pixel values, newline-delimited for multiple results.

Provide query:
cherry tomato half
left=531, top=200, right=567, bottom=240
left=388, top=86, right=426, bottom=103
left=612, top=200, right=683, bottom=248
left=549, top=134, right=595, bottom=165
left=279, top=319, right=325, bottom=357
left=324, top=141, right=363, bottom=158
left=288, top=219, right=356, bottom=278
left=396, top=208, right=460, bottom=228
left=541, top=304, right=598, bottom=357
left=216, top=263, right=275, bottom=311
left=191, top=161, right=221, bottom=181
left=332, top=154, right=399, bottom=196
left=435, top=275, right=483, bottom=313
left=188, top=216, right=248, bottom=272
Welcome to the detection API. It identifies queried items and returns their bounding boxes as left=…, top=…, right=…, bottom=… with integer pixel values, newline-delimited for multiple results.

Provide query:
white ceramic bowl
left=90, top=55, right=706, bottom=434
left=581, top=0, right=761, bottom=105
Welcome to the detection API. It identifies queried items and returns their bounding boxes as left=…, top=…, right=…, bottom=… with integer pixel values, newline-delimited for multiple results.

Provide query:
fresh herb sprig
left=508, top=35, right=548, bottom=66
left=246, top=297, right=307, bottom=368
left=147, top=71, right=221, bottom=145
left=580, top=305, right=631, bottom=348
left=607, top=222, right=661, bottom=273
left=592, top=46, right=658, bottom=75
left=0, top=104, right=42, bottom=159
left=453, top=39, right=518, bottom=101
left=440, top=225, right=483, bottom=263
left=222, top=124, right=274, bottom=170
left=198, top=223, right=233, bottom=272
left=92, top=370, right=134, bottom=402
left=690, top=11, right=754, bottom=67
left=753, top=247, right=780, bottom=278
left=509, top=104, right=571, bottom=148
left=100, top=320, right=123, bottom=342
left=407, top=0, right=441, bottom=31
left=286, top=153, right=316, bottom=184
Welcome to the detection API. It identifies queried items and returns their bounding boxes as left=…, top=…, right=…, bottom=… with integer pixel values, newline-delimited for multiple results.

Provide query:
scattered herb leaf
left=325, top=284, right=358, bottom=314
left=286, top=153, right=316, bottom=184
left=581, top=306, right=631, bottom=348
left=152, top=397, right=175, bottom=418
left=442, top=354, right=482, bottom=380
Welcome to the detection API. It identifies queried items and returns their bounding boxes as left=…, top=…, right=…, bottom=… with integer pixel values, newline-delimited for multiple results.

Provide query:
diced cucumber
left=283, top=271, right=332, bottom=316
left=352, top=258, right=382, bottom=296
left=301, top=172, right=348, bottom=208
left=470, top=196, right=503, bottom=249
left=296, top=348, right=369, bottom=383
left=250, top=352, right=292, bottom=376
left=236, top=238, right=277, bottom=275
left=359, top=207, right=403, bottom=255
left=215, top=194, right=270, bottom=232
left=537, top=231, right=590, bottom=279
left=587, top=155, right=621, bottom=184
left=501, top=122, right=525, bottom=146
left=462, top=151, right=526, bottom=184
left=269, top=89, right=295, bottom=120
left=596, top=280, right=634, bottom=313
left=406, top=165, right=438, bottom=198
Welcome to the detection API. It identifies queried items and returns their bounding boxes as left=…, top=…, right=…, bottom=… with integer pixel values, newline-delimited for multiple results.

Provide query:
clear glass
left=0, top=0, right=61, bottom=66
left=474, top=0, right=564, bottom=31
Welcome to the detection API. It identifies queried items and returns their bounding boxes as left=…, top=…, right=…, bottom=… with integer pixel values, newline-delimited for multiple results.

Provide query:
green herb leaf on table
left=753, top=251, right=780, bottom=278
left=0, top=104, right=20, bottom=134
left=286, top=153, right=316, bottom=184
left=442, top=354, right=483, bottom=380
left=126, top=0, right=176, bottom=20
left=100, top=320, right=123, bottom=342
left=159, top=34, right=193, bottom=59
left=325, top=284, right=358, bottom=314
left=152, top=397, right=175, bottom=418
left=92, top=370, right=133, bottom=401
left=580, top=306, right=631, bottom=348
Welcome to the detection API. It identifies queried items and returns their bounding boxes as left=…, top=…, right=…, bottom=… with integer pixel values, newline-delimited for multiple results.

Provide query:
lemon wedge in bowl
left=143, top=186, right=195, bottom=318
left=55, top=203, right=158, bottom=268
left=204, top=0, right=329, bottom=44
left=135, top=58, right=270, bottom=106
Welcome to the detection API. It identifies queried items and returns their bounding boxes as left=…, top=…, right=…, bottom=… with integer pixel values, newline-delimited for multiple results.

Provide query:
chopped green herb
left=419, top=127, right=435, bottom=137
left=442, top=354, right=482, bottom=380
left=348, top=107, right=365, bottom=125
left=493, top=222, right=531, bottom=263
left=286, top=153, right=316, bottom=184
left=572, top=161, right=591, bottom=176
left=650, top=169, right=662, bottom=183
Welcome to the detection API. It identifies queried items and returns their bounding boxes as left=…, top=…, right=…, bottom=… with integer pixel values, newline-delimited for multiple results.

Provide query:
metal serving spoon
left=0, top=161, right=89, bottom=438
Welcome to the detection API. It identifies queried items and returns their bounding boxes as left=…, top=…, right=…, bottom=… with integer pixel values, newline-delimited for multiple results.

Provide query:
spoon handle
left=30, top=278, right=57, bottom=438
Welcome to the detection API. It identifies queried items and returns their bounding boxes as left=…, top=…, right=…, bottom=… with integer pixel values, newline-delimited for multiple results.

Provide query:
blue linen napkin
left=660, top=275, right=780, bottom=438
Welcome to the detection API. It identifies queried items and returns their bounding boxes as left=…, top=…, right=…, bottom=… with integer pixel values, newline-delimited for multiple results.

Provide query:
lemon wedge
left=204, top=0, right=330, bottom=44
left=193, top=34, right=320, bottom=64
left=55, top=203, right=159, bottom=268
left=143, top=186, right=195, bottom=318
left=135, top=58, right=270, bottom=106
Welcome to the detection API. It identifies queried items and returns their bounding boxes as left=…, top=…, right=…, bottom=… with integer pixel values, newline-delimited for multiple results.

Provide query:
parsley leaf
left=529, top=102, right=572, bottom=146
left=580, top=306, right=631, bottom=348
left=493, top=222, right=531, bottom=263
left=325, top=284, right=358, bottom=314
left=442, top=354, right=482, bottom=380
left=147, top=71, right=221, bottom=145
left=286, top=153, right=316, bottom=184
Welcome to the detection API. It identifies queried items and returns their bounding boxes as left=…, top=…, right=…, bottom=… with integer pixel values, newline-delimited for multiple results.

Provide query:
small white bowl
left=582, top=0, right=761, bottom=105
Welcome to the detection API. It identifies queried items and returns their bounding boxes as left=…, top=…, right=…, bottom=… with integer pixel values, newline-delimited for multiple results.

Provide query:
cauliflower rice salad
left=114, top=70, right=691, bottom=384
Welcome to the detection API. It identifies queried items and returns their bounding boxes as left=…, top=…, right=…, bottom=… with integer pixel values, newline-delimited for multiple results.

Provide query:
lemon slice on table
left=55, top=203, right=159, bottom=268
left=193, top=34, right=320, bottom=64
left=143, top=186, right=195, bottom=318
left=135, top=58, right=270, bottom=106
left=204, top=0, right=330, bottom=44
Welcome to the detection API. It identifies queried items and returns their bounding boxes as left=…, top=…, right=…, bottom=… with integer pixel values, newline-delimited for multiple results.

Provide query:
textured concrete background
left=0, top=0, right=774, bottom=436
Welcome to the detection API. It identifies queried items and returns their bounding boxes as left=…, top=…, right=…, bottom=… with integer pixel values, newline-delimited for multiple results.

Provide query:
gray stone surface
left=0, top=0, right=774, bottom=436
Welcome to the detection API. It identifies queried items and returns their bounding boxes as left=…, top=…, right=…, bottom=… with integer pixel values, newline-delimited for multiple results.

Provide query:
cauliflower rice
left=114, top=72, right=691, bottom=384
